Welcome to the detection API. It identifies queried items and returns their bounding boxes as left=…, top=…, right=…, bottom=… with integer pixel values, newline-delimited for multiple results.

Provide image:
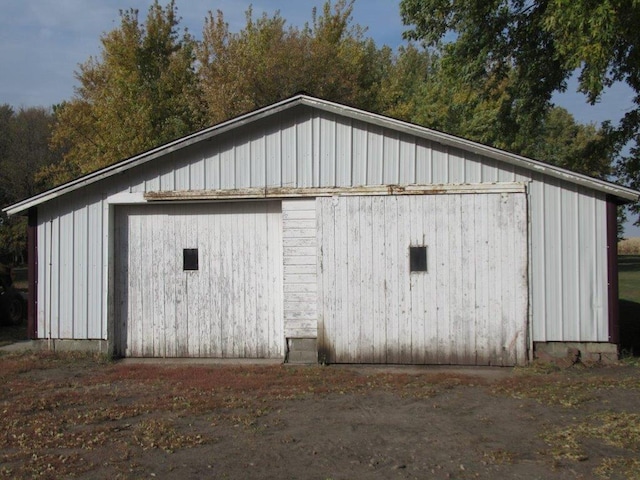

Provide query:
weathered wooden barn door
left=317, top=192, right=528, bottom=366
left=115, top=202, right=283, bottom=358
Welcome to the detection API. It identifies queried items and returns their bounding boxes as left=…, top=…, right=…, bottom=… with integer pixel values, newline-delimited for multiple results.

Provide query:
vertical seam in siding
left=412, top=140, right=417, bottom=184
left=233, top=142, right=237, bottom=189
left=540, top=181, right=546, bottom=340
left=363, top=124, right=368, bottom=185
left=201, top=148, right=206, bottom=191
left=248, top=132, right=253, bottom=189
left=48, top=219, right=52, bottom=340
left=69, top=213, right=75, bottom=338
left=54, top=218, right=59, bottom=339
left=314, top=111, right=320, bottom=187
left=332, top=115, right=337, bottom=186
left=444, top=146, right=449, bottom=183
left=348, top=119, right=353, bottom=186
left=27, top=208, right=37, bottom=339
left=558, top=182, right=564, bottom=339
left=575, top=188, right=581, bottom=338
left=279, top=125, right=284, bottom=188
left=396, top=132, right=401, bottom=183
left=428, top=142, right=433, bottom=184
left=526, top=188, right=534, bottom=360
left=85, top=204, right=90, bottom=338
left=263, top=133, right=267, bottom=188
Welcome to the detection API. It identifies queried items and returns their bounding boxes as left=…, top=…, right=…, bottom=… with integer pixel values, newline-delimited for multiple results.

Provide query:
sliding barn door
left=317, top=193, right=528, bottom=366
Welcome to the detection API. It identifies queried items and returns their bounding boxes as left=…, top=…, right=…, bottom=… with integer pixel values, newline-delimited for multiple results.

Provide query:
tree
left=197, top=0, right=391, bottom=124
left=0, top=106, right=61, bottom=263
left=525, top=107, right=612, bottom=179
left=406, top=57, right=520, bottom=151
left=44, top=1, right=204, bottom=186
left=399, top=0, right=640, bottom=215
left=376, top=43, right=433, bottom=122
left=378, top=48, right=611, bottom=178
left=1, top=107, right=60, bottom=202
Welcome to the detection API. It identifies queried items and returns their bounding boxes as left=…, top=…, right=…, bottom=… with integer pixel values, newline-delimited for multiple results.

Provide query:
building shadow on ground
left=620, top=299, right=640, bottom=356
left=619, top=255, right=640, bottom=356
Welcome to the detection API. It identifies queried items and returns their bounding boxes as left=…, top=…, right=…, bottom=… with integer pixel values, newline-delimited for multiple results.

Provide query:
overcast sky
left=1, top=0, right=638, bottom=232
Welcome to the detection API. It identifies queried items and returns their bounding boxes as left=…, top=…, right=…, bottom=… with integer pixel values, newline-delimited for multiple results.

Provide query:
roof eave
left=5, top=94, right=639, bottom=215
left=3, top=95, right=308, bottom=216
left=298, top=97, right=640, bottom=203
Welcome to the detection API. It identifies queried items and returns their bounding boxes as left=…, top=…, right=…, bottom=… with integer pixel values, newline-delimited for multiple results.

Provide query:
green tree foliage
left=408, top=59, right=519, bottom=151
left=0, top=106, right=61, bottom=263
left=376, top=44, right=432, bottom=121
left=197, top=0, right=390, bottom=124
left=45, top=0, right=204, bottom=186
left=383, top=52, right=610, bottom=178
left=525, top=107, right=612, bottom=179
left=399, top=0, right=640, bottom=128
left=399, top=0, right=640, bottom=211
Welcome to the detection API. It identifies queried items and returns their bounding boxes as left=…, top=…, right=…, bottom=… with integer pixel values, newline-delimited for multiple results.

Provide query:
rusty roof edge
left=299, top=97, right=640, bottom=203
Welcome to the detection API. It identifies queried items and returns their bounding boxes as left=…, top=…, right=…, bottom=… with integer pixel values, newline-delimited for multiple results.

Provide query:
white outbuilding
left=5, top=95, right=638, bottom=365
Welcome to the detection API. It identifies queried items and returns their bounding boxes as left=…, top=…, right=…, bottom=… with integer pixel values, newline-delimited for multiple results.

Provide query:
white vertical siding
left=296, top=110, right=313, bottom=187
left=529, top=175, right=609, bottom=342
left=32, top=104, right=613, bottom=353
left=265, top=124, right=282, bottom=187
left=251, top=134, right=266, bottom=187
left=282, top=199, right=317, bottom=338
left=235, top=134, right=251, bottom=188
left=36, top=220, right=47, bottom=338
left=399, top=136, right=415, bottom=184
left=371, top=126, right=386, bottom=184
left=282, top=116, right=296, bottom=187
left=335, top=117, right=352, bottom=186
left=73, top=206, right=88, bottom=338
left=58, top=210, right=73, bottom=338
left=318, top=114, right=336, bottom=186
left=37, top=194, right=107, bottom=341
left=352, top=122, right=367, bottom=185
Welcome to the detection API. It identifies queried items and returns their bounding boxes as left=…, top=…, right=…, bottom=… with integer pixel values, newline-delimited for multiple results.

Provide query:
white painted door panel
left=318, top=193, right=528, bottom=365
left=116, top=202, right=283, bottom=358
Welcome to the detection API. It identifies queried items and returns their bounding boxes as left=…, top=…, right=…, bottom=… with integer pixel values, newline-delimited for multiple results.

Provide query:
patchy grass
left=492, top=365, right=640, bottom=407
left=595, top=458, right=640, bottom=479
left=543, top=412, right=640, bottom=477
left=0, top=352, right=469, bottom=478
left=482, top=448, right=518, bottom=465
left=132, top=419, right=208, bottom=453
left=620, top=255, right=640, bottom=301
left=1, top=352, right=639, bottom=478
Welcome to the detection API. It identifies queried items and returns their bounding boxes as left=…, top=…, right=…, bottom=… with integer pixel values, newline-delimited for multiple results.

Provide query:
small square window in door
left=410, top=246, right=427, bottom=272
left=183, top=248, right=199, bottom=271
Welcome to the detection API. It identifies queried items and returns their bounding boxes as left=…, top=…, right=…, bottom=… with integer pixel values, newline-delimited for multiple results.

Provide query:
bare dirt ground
left=1, top=352, right=639, bottom=479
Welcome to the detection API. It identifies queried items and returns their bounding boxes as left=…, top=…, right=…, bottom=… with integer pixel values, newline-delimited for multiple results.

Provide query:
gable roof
left=4, top=94, right=639, bottom=216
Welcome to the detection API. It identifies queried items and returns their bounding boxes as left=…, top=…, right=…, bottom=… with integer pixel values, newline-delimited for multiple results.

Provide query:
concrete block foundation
left=286, top=338, right=318, bottom=364
left=533, top=342, right=619, bottom=366
left=28, top=339, right=111, bottom=354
